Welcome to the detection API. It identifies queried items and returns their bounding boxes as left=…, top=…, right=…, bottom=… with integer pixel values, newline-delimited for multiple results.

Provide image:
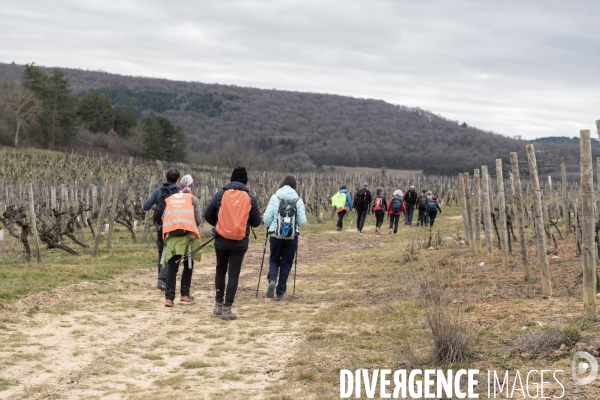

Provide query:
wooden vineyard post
left=561, top=163, right=569, bottom=236
left=510, top=152, right=530, bottom=278
left=473, top=169, right=481, bottom=254
left=459, top=174, right=470, bottom=245
left=481, top=166, right=494, bottom=262
left=526, top=144, right=552, bottom=297
left=107, top=177, right=123, bottom=249
left=496, top=160, right=510, bottom=269
left=28, top=183, right=41, bottom=263
left=93, top=178, right=111, bottom=256
left=464, top=173, right=475, bottom=252
left=580, top=129, right=596, bottom=316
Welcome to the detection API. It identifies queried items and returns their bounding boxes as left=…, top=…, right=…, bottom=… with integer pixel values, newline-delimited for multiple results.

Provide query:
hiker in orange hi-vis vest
left=162, top=174, right=203, bottom=308
left=203, top=167, right=262, bottom=321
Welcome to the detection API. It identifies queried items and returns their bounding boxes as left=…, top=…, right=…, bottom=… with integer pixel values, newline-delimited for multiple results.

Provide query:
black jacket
left=404, top=189, right=418, bottom=206
left=353, top=188, right=372, bottom=209
left=204, top=181, right=262, bottom=252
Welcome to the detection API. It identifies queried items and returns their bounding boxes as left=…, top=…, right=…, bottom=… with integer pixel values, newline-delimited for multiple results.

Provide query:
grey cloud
left=0, top=0, right=598, bottom=138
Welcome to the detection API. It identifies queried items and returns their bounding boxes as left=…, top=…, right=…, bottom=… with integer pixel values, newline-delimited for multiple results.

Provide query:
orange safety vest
left=162, top=192, right=201, bottom=240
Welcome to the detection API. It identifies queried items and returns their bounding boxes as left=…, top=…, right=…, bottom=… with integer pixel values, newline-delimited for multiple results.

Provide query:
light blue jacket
left=263, top=186, right=307, bottom=234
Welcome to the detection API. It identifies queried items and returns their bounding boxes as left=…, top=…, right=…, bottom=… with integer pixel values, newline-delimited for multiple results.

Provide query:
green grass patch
left=181, top=361, right=210, bottom=369
left=0, top=232, right=155, bottom=302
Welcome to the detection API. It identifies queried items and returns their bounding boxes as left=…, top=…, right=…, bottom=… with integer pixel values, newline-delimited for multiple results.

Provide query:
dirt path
left=0, top=239, right=319, bottom=399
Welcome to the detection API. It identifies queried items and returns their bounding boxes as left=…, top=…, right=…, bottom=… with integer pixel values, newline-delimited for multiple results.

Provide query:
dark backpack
left=428, top=200, right=438, bottom=212
left=274, top=198, right=299, bottom=239
left=354, top=189, right=368, bottom=208
left=153, top=186, right=177, bottom=224
left=405, top=190, right=416, bottom=204
left=418, top=195, right=429, bottom=209
left=391, top=197, right=403, bottom=213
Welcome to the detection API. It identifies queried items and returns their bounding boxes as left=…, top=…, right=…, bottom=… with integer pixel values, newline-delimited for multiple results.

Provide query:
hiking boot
left=375, top=227, right=380, bottom=235
left=276, top=294, right=285, bottom=301
left=388, top=228, right=392, bottom=235
left=180, top=295, right=195, bottom=304
left=156, top=279, right=166, bottom=291
left=221, top=305, right=237, bottom=320
left=336, top=226, right=342, bottom=231
left=165, top=299, right=174, bottom=307
left=266, top=280, right=276, bottom=298
left=213, top=301, right=223, bottom=316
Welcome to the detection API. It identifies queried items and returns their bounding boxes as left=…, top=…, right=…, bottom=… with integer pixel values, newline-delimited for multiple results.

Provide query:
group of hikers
left=331, top=183, right=442, bottom=234
left=143, top=167, right=306, bottom=320
left=143, top=169, right=441, bottom=321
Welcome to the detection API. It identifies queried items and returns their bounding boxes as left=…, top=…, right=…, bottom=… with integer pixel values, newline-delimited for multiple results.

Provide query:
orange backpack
left=216, top=189, right=252, bottom=240
left=373, top=196, right=384, bottom=211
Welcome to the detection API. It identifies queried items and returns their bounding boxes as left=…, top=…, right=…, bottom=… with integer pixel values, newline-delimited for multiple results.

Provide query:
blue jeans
left=267, top=236, right=298, bottom=296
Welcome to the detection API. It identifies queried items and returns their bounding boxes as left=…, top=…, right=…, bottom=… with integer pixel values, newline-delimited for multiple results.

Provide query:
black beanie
left=231, top=167, right=248, bottom=185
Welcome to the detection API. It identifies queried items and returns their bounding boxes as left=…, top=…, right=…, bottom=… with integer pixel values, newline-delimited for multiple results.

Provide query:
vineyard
left=1, top=133, right=600, bottom=398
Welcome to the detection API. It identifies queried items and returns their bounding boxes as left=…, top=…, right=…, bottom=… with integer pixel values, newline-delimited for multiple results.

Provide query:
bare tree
left=2, top=82, right=42, bottom=148
left=207, top=141, right=261, bottom=170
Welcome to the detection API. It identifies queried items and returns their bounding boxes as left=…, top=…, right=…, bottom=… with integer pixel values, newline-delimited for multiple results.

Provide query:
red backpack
left=216, top=190, right=252, bottom=240
left=373, top=197, right=384, bottom=211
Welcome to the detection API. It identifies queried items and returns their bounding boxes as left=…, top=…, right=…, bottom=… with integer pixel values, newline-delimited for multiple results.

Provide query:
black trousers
left=404, top=204, right=415, bottom=224
left=336, top=210, right=347, bottom=229
left=428, top=211, right=438, bottom=227
left=165, top=255, right=194, bottom=301
left=156, top=226, right=164, bottom=278
left=389, top=214, right=400, bottom=233
left=356, top=207, right=368, bottom=232
left=215, top=249, right=246, bottom=306
left=375, top=211, right=385, bottom=229
left=417, top=207, right=427, bottom=225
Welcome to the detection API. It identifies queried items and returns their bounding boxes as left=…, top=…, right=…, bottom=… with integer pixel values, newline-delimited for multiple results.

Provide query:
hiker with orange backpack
left=162, top=174, right=203, bottom=307
left=203, top=167, right=262, bottom=320
left=372, top=187, right=387, bottom=235
left=331, top=185, right=353, bottom=231
left=388, top=189, right=406, bottom=234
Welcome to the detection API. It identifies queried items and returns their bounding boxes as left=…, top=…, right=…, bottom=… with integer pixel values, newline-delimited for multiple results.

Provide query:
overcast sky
left=1, top=0, right=598, bottom=139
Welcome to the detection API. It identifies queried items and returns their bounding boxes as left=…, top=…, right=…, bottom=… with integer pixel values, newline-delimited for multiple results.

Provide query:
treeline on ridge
left=0, top=63, right=187, bottom=162
left=0, top=61, right=584, bottom=175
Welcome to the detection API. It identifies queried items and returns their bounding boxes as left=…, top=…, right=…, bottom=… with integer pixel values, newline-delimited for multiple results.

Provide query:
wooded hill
left=0, top=62, right=587, bottom=175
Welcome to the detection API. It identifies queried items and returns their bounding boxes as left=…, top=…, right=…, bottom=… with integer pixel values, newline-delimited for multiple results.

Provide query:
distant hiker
left=262, top=175, right=307, bottom=301
left=425, top=191, right=433, bottom=226
left=416, top=189, right=429, bottom=227
left=331, top=185, right=353, bottom=231
left=428, top=196, right=442, bottom=227
left=403, top=185, right=418, bottom=225
left=143, top=168, right=180, bottom=290
left=371, top=187, right=387, bottom=235
left=388, top=190, right=405, bottom=234
left=162, top=174, right=203, bottom=307
left=204, top=167, right=262, bottom=320
left=353, top=183, right=372, bottom=234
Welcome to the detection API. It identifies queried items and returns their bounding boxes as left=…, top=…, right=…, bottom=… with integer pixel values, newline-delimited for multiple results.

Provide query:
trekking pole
left=176, top=237, right=215, bottom=265
left=255, top=230, right=269, bottom=299
left=251, top=227, right=257, bottom=240
left=292, top=246, right=298, bottom=298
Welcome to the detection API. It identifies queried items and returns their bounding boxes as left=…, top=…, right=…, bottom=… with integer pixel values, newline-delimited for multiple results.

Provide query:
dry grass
left=512, top=325, right=581, bottom=356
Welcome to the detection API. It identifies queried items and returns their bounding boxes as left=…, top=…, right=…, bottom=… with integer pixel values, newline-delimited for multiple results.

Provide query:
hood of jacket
left=223, top=181, right=249, bottom=192
left=275, top=185, right=299, bottom=200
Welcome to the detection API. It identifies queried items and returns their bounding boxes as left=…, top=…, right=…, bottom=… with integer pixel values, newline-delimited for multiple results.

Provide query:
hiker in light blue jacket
left=262, top=175, right=307, bottom=301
